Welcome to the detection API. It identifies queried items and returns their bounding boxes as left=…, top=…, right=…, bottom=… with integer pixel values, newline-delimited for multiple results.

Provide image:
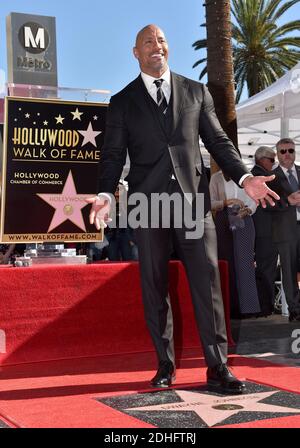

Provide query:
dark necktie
left=287, top=168, right=299, bottom=192
left=287, top=168, right=300, bottom=213
left=153, top=79, right=168, bottom=114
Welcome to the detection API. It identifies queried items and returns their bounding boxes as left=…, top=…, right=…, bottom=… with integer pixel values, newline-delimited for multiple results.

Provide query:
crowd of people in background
left=210, top=138, right=300, bottom=321
left=252, top=138, right=300, bottom=322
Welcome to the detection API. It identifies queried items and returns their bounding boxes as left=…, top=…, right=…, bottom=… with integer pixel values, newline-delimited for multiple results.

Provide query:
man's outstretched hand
left=86, top=195, right=111, bottom=230
left=242, top=175, right=280, bottom=208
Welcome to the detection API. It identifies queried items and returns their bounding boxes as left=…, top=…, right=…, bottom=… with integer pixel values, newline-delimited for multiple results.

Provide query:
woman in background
left=209, top=170, right=261, bottom=318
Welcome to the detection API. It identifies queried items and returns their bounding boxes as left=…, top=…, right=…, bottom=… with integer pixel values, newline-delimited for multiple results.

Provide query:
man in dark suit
left=251, top=146, right=278, bottom=316
left=269, top=138, right=300, bottom=321
left=87, top=25, right=278, bottom=394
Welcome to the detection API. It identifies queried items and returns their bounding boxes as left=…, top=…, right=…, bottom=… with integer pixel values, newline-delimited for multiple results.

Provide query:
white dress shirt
left=280, top=164, right=298, bottom=182
left=141, top=68, right=171, bottom=104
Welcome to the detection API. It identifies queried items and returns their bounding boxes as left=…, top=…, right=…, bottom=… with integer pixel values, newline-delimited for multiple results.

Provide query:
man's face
left=258, top=155, right=275, bottom=172
left=133, top=25, right=169, bottom=77
left=277, top=142, right=296, bottom=169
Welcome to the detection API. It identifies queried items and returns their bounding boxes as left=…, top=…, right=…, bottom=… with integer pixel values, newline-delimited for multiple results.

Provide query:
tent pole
left=280, top=91, right=289, bottom=138
left=280, top=118, right=289, bottom=138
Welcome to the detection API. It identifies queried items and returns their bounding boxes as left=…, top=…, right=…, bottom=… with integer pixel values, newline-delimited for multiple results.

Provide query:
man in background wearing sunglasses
left=271, top=138, right=300, bottom=321
left=252, top=146, right=278, bottom=317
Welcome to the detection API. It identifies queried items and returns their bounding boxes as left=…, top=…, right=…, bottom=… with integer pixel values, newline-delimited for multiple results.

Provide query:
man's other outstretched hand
left=242, top=175, right=280, bottom=208
left=86, top=195, right=112, bottom=230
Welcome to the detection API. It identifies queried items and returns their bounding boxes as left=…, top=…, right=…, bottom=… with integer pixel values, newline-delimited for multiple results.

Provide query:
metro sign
left=18, top=22, right=50, bottom=54
left=7, top=12, right=58, bottom=86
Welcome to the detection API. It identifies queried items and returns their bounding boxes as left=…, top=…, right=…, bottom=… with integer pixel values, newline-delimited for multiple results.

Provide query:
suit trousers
left=134, top=179, right=228, bottom=368
left=255, top=236, right=278, bottom=314
left=276, top=224, right=300, bottom=314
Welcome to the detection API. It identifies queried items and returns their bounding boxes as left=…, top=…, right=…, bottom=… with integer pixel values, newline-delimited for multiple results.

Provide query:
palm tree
left=203, top=0, right=239, bottom=172
left=193, top=0, right=300, bottom=102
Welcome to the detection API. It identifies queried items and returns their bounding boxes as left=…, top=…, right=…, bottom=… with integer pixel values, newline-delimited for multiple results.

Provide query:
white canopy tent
left=236, top=62, right=300, bottom=164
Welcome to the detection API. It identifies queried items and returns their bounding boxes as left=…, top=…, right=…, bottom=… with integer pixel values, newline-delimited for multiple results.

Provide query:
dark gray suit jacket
left=269, top=165, right=300, bottom=242
left=251, top=164, right=274, bottom=239
left=98, top=72, right=249, bottom=212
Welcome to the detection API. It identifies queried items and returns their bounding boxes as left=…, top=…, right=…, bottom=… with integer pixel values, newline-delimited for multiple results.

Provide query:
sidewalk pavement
left=231, top=314, right=300, bottom=368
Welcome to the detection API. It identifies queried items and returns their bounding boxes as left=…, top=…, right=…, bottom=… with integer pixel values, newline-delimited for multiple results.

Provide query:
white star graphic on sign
left=78, top=122, right=101, bottom=147
left=43, top=120, right=48, bottom=126
left=55, top=114, right=65, bottom=125
left=25, top=113, right=30, bottom=118
left=93, top=115, right=98, bottom=120
left=71, top=108, right=83, bottom=121
left=127, top=390, right=300, bottom=427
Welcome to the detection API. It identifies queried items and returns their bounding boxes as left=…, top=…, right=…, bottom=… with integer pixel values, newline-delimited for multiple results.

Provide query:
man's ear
left=133, top=47, right=139, bottom=59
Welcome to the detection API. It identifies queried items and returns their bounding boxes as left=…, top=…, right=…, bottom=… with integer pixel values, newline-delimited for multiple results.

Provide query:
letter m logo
left=24, top=26, right=45, bottom=49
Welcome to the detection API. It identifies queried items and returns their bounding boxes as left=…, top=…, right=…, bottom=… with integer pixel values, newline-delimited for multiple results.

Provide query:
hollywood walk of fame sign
left=0, top=96, right=107, bottom=243
left=97, top=382, right=300, bottom=428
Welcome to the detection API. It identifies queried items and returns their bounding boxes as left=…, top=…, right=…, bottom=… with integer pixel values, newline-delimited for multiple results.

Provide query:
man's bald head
left=135, top=24, right=164, bottom=45
left=133, top=24, right=169, bottom=77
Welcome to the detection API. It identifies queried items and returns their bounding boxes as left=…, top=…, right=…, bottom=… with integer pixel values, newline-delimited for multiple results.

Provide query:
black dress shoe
left=151, top=361, right=176, bottom=388
left=289, top=311, right=300, bottom=322
left=207, top=363, right=245, bottom=394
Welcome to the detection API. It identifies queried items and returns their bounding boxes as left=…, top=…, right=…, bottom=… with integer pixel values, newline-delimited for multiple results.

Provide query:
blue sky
left=0, top=0, right=299, bottom=97
left=0, top=0, right=206, bottom=96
